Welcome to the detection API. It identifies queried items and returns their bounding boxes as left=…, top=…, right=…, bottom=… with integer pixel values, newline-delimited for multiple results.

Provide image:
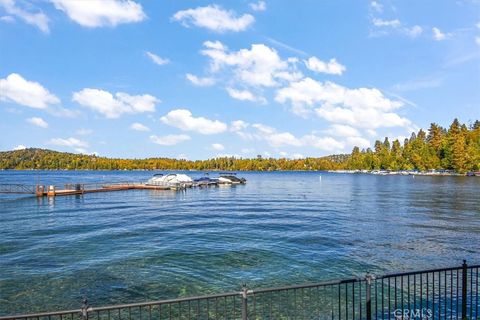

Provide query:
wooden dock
left=0, top=177, right=246, bottom=198
left=0, top=182, right=183, bottom=197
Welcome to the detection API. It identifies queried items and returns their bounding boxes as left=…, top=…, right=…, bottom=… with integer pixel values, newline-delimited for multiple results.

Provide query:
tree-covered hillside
left=1, top=119, right=478, bottom=172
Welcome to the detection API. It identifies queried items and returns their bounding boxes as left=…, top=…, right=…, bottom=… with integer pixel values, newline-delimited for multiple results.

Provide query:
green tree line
left=346, top=119, right=480, bottom=172
left=1, top=119, right=478, bottom=172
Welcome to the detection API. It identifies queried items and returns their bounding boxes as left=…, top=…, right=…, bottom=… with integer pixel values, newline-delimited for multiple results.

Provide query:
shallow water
left=0, top=171, right=479, bottom=315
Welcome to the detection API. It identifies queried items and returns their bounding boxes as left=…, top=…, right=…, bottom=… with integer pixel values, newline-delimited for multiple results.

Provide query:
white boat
left=218, top=175, right=246, bottom=184
left=146, top=173, right=193, bottom=187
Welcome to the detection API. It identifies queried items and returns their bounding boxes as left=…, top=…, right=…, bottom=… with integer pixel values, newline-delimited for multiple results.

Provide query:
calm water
left=0, top=171, right=479, bottom=315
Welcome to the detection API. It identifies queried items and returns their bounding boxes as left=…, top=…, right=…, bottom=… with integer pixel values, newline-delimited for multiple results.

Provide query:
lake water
left=0, top=170, right=479, bottom=315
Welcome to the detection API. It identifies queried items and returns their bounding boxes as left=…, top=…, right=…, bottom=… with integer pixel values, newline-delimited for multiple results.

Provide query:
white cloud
left=252, top=123, right=302, bottom=147
left=160, top=109, right=227, bottom=135
left=72, top=88, right=158, bottom=118
left=305, top=57, right=346, bottom=75
left=249, top=1, right=266, bottom=12
left=201, top=41, right=301, bottom=88
left=370, top=1, right=383, bottom=12
left=476, top=36, right=480, bottom=45
left=145, top=51, right=169, bottom=65
left=324, top=124, right=360, bottom=137
left=432, top=27, right=450, bottom=41
left=372, top=18, right=401, bottom=28
left=51, top=0, right=146, bottom=28
left=0, top=73, right=60, bottom=109
left=0, top=0, right=49, bottom=32
left=211, top=143, right=225, bottom=151
left=406, top=25, right=423, bottom=38
left=150, top=134, right=190, bottom=146
left=130, top=122, right=150, bottom=131
left=49, top=137, right=88, bottom=148
left=186, top=73, right=215, bottom=86
left=230, top=120, right=249, bottom=132
left=27, top=117, right=48, bottom=128
left=13, top=144, right=26, bottom=150
left=346, top=136, right=371, bottom=149
left=172, top=5, right=254, bottom=33
left=226, top=88, right=266, bottom=104
left=301, top=135, right=345, bottom=152
left=275, top=77, right=411, bottom=129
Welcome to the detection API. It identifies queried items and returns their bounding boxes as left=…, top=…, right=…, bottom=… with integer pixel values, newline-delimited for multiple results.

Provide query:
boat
left=146, top=173, right=193, bottom=188
left=194, top=176, right=219, bottom=187
left=218, top=174, right=246, bottom=184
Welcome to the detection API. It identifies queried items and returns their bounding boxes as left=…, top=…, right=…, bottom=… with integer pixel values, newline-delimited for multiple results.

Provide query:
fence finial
left=365, top=271, right=376, bottom=285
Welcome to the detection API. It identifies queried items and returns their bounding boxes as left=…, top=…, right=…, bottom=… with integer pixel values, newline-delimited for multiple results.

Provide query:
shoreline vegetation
left=1, top=119, right=479, bottom=174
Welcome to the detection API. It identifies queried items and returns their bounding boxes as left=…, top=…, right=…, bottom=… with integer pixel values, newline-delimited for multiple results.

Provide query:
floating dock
left=0, top=179, right=244, bottom=197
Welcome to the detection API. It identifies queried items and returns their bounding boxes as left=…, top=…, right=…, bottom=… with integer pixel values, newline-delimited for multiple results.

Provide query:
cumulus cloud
left=0, top=73, right=60, bottom=109
left=226, top=87, right=266, bottom=104
left=130, top=122, right=150, bottom=131
left=186, top=73, right=215, bottom=86
left=231, top=122, right=345, bottom=152
left=230, top=120, right=249, bottom=132
left=49, top=137, right=88, bottom=148
left=432, top=27, right=450, bottom=41
left=172, top=4, right=254, bottom=32
left=406, top=25, right=423, bottom=38
left=275, top=77, right=411, bottom=129
left=249, top=1, right=266, bottom=12
left=252, top=123, right=302, bottom=147
left=150, top=134, right=190, bottom=146
left=72, top=88, right=158, bottom=118
left=13, top=144, right=26, bottom=150
left=211, top=143, right=225, bottom=151
left=160, top=109, right=227, bottom=135
left=51, top=0, right=146, bottom=28
left=27, top=117, right=48, bottom=128
left=0, top=0, right=49, bottom=32
left=305, top=57, right=346, bottom=75
left=201, top=41, right=301, bottom=88
left=324, top=124, right=360, bottom=137
left=145, top=51, right=169, bottom=65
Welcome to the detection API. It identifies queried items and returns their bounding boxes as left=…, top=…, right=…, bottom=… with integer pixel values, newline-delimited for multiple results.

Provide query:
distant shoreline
left=1, top=168, right=479, bottom=176
left=328, top=169, right=480, bottom=177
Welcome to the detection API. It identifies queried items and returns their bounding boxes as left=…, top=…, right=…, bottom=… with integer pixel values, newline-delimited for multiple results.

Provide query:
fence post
left=462, top=260, right=467, bottom=320
left=81, top=298, right=89, bottom=320
left=241, top=284, right=248, bottom=320
left=365, top=272, right=375, bottom=320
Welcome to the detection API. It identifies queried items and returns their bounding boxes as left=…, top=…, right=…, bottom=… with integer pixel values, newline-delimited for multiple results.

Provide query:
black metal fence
left=1, top=261, right=478, bottom=320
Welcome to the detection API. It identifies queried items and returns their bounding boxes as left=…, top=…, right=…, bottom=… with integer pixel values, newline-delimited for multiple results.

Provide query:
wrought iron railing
left=0, top=261, right=478, bottom=320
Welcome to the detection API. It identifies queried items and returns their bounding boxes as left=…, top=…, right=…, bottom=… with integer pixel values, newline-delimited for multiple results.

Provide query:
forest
left=1, top=119, right=479, bottom=173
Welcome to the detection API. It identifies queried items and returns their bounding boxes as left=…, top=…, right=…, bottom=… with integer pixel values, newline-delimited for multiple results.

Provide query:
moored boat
left=218, top=174, right=246, bottom=184
left=146, top=173, right=194, bottom=188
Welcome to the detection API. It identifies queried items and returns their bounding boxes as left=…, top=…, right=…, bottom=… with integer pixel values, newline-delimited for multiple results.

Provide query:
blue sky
left=1, top=0, right=479, bottom=159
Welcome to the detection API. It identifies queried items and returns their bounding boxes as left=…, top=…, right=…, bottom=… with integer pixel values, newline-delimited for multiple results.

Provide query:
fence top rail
left=378, top=263, right=480, bottom=279
left=251, top=277, right=359, bottom=294
left=88, top=291, right=240, bottom=312
left=0, top=308, right=81, bottom=320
